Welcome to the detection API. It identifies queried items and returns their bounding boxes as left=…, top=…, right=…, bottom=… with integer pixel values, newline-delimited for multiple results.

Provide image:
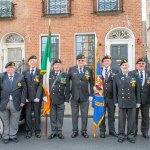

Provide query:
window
left=42, top=0, right=71, bottom=16
left=75, top=34, right=95, bottom=69
left=41, top=35, right=59, bottom=63
left=0, top=0, right=14, bottom=18
left=98, top=0, right=118, bottom=12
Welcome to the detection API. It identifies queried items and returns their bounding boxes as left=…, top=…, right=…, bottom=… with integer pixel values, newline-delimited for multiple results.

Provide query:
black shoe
left=71, top=132, right=78, bottom=138
left=127, top=138, right=135, bottom=143
left=11, top=137, right=18, bottom=143
left=58, top=133, right=64, bottom=139
left=3, top=139, right=9, bottom=144
left=81, top=132, right=89, bottom=138
left=134, top=132, right=137, bottom=137
left=26, top=132, right=32, bottom=139
left=48, top=133, right=57, bottom=140
left=35, top=133, right=41, bottom=138
left=109, top=131, right=118, bottom=137
left=118, top=137, right=125, bottom=143
left=143, top=133, right=149, bottom=139
left=100, top=133, right=105, bottom=138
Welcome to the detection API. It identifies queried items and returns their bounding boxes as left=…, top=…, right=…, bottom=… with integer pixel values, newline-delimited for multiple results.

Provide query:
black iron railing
left=93, top=0, right=123, bottom=14
left=42, top=0, right=71, bottom=16
left=16, top=59, right=27, bottom=74
left=0, top=0, right=14, bottom=18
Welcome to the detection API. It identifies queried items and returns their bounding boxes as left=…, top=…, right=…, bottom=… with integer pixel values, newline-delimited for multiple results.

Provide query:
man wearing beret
left=113, top=59, right=141, bottom=143
left=0, top=62, right=27, bottom=144
left=68, top=54, right=94, bottom=138
left=23, top=55, right=44, bottom=139
left=99, top=55, right=119, bottom=138
left=48, top=59, right=70, bottom=140
left=131, top=57, right=150, bottom=139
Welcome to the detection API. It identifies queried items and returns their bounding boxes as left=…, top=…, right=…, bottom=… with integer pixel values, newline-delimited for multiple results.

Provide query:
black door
left=110, top=44, right=128, bottom=69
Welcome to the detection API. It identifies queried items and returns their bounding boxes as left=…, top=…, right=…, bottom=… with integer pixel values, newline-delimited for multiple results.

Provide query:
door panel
left=110, top=44, right=128, bottom=69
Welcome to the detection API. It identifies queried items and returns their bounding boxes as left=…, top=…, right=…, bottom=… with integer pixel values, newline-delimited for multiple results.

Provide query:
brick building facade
left=0, top=0, right=145, bottom=72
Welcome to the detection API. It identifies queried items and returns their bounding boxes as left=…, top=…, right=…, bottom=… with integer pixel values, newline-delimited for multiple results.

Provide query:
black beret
left=136, top=57, right=146, bottom=64
left=5, top=61, right=15, bottom=68
left=28, top=55, right=37, bottom=62
left=102, top=55, right=111, bottom=62
left=120, top=59, right=128, bottom=66
left=53, top=58, right=62, bottom=65
left=76, top=54, right=85, bottom=60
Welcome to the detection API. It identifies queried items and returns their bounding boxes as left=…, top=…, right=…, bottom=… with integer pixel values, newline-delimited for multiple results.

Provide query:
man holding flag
left=48, top=59, right=70, bottom=140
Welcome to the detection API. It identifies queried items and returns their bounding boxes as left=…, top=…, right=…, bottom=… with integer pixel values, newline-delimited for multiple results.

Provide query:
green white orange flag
left=41, top=19, right=52, bottom=116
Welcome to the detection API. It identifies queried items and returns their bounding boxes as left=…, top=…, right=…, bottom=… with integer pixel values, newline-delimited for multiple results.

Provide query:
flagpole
left=44, top=18, right=51, bottom=137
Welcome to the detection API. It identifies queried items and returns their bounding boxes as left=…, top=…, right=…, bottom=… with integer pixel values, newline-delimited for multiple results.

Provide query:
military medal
left=61, top=77, right=66, bottom=84
left=130, top=78, right=136, bottom=87
left=85, top=70, right=90, bottom=80
left=147, top=77, right=150, bottom=85
left=18, top=82, right=22, bottom=87
left=34, top=75, right=39, bottom=83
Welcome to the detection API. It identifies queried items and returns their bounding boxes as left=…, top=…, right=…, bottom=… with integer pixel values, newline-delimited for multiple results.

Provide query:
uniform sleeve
left=21, top=75, right=27, bottom=104
left=89, top=68, right=94, bottom=96
left=113, top=75, right=118, bottom=104
left=35, top=73, right=43, bottom=99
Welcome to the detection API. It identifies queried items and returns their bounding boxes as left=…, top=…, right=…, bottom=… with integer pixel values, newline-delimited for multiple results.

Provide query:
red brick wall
left=0, top=0, right=144, bottom=70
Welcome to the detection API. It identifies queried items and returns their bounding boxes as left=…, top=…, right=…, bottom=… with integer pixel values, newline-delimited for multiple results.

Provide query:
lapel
left=11, top=73, right=18, bottom=90
left=143, top=70, right=148, bottom=87
left=76, top=66, right=82, bottom=79
left=6, top=73, right=12, bottom=90
left=26, top=69, right=32, bottom=82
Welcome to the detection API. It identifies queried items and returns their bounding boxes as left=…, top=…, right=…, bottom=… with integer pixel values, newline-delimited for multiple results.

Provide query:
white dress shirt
left=102, top=67, right=110, bottom=78
left=138, top=70, right=145, bottom=86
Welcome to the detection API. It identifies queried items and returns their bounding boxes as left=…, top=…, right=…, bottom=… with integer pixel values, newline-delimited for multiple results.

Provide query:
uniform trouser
left=71, top=99, right=89, bottom=133
left=99, top=98, right=115, bottom=133
left=118, top=108, right=136, bottom=139
left=136, top=104, right=150, bottom=134
left=0, top=101, right=21, bottom=140
left=25, top=101, right=41, bottom=133
left=50, top=103, right=65, bottom=134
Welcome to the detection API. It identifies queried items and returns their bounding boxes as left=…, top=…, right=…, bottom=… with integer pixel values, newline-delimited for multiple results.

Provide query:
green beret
left=136, top=57, right=146, bottom=64
left=5, top=61, right=15, bottom=68
left=120, top=59, right=128, bottom=66
left=28, top=55, right=37, bottom=62
left=76, top=54, right=85, bottom=60
left=102, top=55, right=111, bottom=62
left=53, top=58, right=62, bottom=65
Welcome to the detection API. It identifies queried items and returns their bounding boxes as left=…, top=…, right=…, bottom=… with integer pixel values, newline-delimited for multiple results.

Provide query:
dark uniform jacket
left=49, top=70, right=70, bottom=105
left=0, top=72, right=27, bottom=111
left=68, top=66, right=94, bottom=101
left=102, top=67, right=119, bottom=99
left=131, top=69, right=150, bottom=105
left=113, top=71, right=141, bottom=108
left=23, top=68, right=43, bottom=102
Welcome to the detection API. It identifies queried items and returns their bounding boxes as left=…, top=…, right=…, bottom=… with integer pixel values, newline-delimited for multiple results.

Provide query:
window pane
left=75, top=34, right=95, bottom=70
left=41, top=35, right=59, bottom=64
left=48, top=0, right=67, bottom=14
left=98, top=0, right=118, bottom=11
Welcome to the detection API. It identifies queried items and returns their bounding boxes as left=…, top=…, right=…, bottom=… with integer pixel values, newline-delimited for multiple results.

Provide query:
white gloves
left=64, top=102, right=69, bottom=106
left=43, top=96, right=48, bottom=102
left=26, top=99, right=29, bottom=103
left=136, top=104, right=141, bottom=108
left=115, top=103, right=118, bottom=107
left=89, top=96, right=93, bottom=102
left=34, top=98, right=40, bottom=102
left=93, top=86, right=96, bottom=90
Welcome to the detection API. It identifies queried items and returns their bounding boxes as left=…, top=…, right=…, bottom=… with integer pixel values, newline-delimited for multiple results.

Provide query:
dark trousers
left=25, top=102, right=41, bottom=133
left=99, top=98, right=115, bottom=133
left=118, top=108, right=136, bottom=139
left=136, top=104, right=150, bottom=134
left=50, top=104, right=65, bottom=134
left=71, top=99, right=89, bottom=133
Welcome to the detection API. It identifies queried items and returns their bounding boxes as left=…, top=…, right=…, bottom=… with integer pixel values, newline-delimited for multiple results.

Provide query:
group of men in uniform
left=0, top=53, right=150, bottom=144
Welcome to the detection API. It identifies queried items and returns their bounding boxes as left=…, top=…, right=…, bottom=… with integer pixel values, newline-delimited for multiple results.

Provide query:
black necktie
left=105, top=68, right=108, bottom=81
left=55, top=72, right=58, bottom=78
left=140, top=71, right=143, bottom=85
left=30, top=69, right=34, bottom=79
left=9, top=76, right=13, bottom=86
left=79, top=68, right=83, bottom=77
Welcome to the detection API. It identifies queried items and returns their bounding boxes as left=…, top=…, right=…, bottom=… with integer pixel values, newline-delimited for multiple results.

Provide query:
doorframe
left=0, top=32, right=25, bottom=72
left=105, top=27, right=135, bottom=70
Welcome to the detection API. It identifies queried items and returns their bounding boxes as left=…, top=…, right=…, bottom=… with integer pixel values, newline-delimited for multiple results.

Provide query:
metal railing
left=42, top=0, right=71, bottom=16
left=0, top=0, right=14, bottom=18
left=93, top=0, right=123, bottom=14
left=16, top=59, right=27, bottom=74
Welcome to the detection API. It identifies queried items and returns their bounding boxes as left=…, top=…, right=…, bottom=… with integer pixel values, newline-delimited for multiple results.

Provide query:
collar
left=103, top=67, right=110, bottom=70
left=30, top=67, right=36, bottom=72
